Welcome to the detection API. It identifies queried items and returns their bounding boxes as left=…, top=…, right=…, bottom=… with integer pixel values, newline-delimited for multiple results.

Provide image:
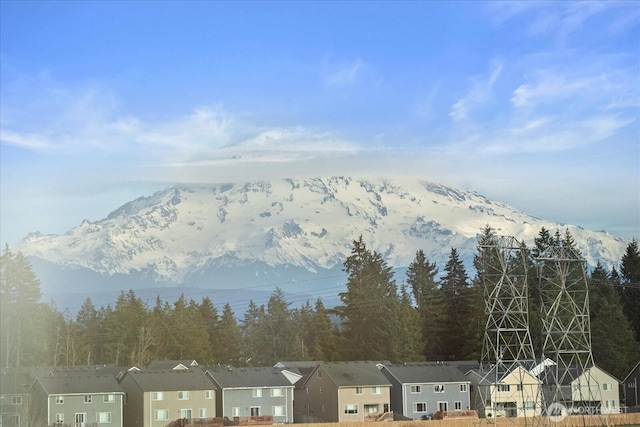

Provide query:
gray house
left=379, top=362, right=472, bottom=419
left=204, top=366, right=294, bottom=424
left=30, top=373, right=125, bottom=427
left=0, top=368, right=31, bottom=427
left=118, top=368, right=217, bottom=427
left=623, top=361, right=640, bottom=410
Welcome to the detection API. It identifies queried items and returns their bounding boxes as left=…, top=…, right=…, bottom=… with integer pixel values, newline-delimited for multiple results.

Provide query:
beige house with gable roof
left=466, top=365, right=542, bottom=418
left=293, top=361, right=392, bottom=423
left=118, top=368, right=216, bottom=427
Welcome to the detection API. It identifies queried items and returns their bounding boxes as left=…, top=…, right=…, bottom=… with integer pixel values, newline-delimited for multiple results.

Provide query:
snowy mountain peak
left=15, top=176, right=629, bottom=288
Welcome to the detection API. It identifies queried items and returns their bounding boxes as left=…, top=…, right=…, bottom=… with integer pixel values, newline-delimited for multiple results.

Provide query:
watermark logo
left=547, top=402, right=568, bottom=422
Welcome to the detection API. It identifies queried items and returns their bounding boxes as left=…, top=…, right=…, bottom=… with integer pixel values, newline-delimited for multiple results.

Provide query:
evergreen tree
left=0, top=246, right=45, bottom=367
left=217, top=303, right=243, bottom=365
left=291, top=301, right=314, bottom=360
left=305, top=298, right=339, bottom=361
left=166, top=295, right=209, bottom=361
left=242, top=300, right=268, bottom=366
left=75, top=298, right=103, bottom=365
left=532, top=227, right=554, bottom=258
left=620, top=239, right=640, bottom=341
left=149, top=296, right=172, bottom=362
left=197, top=296, right=219, bottom=364
left=263, top=287, right=293, bottom=364
left=406, top=249, right=443, bottom=360
left=103, top=290, right=150, bottom=365
left=589, top=262, right=640, bottom=379
left=391, top=284, right=424, bottom=362
left=333, top=236, right=398, bottom=360
left=439, top=247, right=473, bottom=360
left=39, top=302, right=70, bottom=366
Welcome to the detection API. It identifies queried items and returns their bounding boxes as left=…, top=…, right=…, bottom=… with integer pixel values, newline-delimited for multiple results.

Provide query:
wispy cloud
left=482, top=114, right=634, bottom=154
left=450, top=62, right=503, bottom=121
left=488, top=1, right=637, bottom=43
left=510, top=70, right=603, bottom=108
left=322, top=55, right=378, bottom=88
left=0, top=79, right=360, bottom=165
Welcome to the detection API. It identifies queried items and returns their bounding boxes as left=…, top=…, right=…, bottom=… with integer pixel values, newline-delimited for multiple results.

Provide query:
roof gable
left=36, top=375, right=124, bottom=395
left=380, top=362, right=471, bottom=384
left=204, top=366, right=293, bottom=389
left=147, top=360, right=199, bottom=370
left=317, top=361, right=392, bottom=388
left=125, top=369, right=214, bottom=391
left=622, top=360, right=640, bottom=384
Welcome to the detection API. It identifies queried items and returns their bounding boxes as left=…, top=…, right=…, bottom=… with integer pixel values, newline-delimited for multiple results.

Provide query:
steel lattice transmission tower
left=535, top=242, right=608, bottom=425
left=478, top=236, right=544, bottom=423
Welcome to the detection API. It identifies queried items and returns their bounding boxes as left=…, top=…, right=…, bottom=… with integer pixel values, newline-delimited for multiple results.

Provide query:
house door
left=181, top=409, right=192, bottom=420
left=74, top=412, right=87, bottom=427
left=504, top=402, right=517, bottom=417
left=250, top=407, right=260, bottom=416
left=438, top=402, right=448, bottom=412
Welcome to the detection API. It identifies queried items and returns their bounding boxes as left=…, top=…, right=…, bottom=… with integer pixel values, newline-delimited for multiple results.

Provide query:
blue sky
left=1, top=1, right=639, bottom=245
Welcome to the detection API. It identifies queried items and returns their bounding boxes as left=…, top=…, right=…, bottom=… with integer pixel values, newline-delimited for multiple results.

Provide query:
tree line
left=1, top=226, right=639, bottom=380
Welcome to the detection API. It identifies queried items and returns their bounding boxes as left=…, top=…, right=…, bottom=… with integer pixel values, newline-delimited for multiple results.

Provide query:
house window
left=460, top=384, right=467, bottom=392
left=56, top=396, right=64, bottom=404
left=253, top=389, right=262, bottom=398
left=356, top=387, right=363, bottom=395
left=317, top=369, right=322, bottom=378
left=410, top=385, right=421, bottom=393
left=84, top=395, right=92, bottom=403
left=372, top=386, right=382, bottom=394
left=364, top=404, right=379, bottom=413
left=319, top=387, right=323, bottom=394
left=205, top=390, right=214, bottom=399
left=75, top=413, right=87, bottom=425
left=270, top=388, right=284, bottom=397
left=321, top=404, right=327, bottom=413
left=603, top=383, right=612, bottom=391
left=11, top=396, right=22, bottom=405
left=96, top=412, right=112, bottom=423
left=434, top=384, right=445, bottom=393
left=103, top=394, right=115, bottom=403
left=152, top=391, right=164, bottom=401
left=273, top=406, right=285, bottom=416
left=455, top=401, right=462, bottom=410
left=517, top=384, right=523, bottom=391
left=344, top=404, right=358, bottom=414
left=200, top=408, right=207, bottom=418
left=498, top=384, right=510, bottom=392
left=413, top=402, right=427, bottom=413
left=178, top=391, right=189, bottom=400
left=154, top=410, right=169, bottom=421
left=524, top=401, right=535, bottom=410
left=55, top=413, right=64, bottom=424
left=232, top=407, right=240, bottom=417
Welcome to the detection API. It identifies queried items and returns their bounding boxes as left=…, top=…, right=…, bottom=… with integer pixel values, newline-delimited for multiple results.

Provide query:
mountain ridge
left=16, top=176, right=629, bottom=292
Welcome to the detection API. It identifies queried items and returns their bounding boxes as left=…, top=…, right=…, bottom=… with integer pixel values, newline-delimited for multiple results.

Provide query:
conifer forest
left=1, top=226, right=639, bottom=381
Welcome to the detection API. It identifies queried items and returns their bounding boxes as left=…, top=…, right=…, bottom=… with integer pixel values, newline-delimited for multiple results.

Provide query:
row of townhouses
left=1, top=359, right=637, bottom=427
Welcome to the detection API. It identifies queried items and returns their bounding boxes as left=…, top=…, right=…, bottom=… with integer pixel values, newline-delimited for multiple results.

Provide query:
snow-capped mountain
left=16, top=176, right=629, bottom=304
